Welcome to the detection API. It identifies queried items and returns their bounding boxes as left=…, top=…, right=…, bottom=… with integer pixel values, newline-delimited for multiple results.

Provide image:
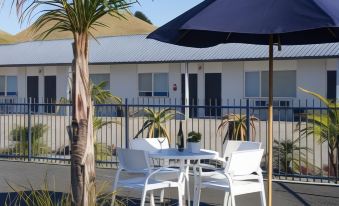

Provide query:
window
left=0, top=76, right=17, bottom=96
left=89, top=74, right=110, bottom=90
left=139, top=73, right=152, bottom=96
left=245, top=72, right=260, bottom=97
left=138, top=73, right=169, bottom=97
left=327, top=71, right=336, bottom=99
left=0, top=76, right=4, bottom=96
left=7, top=76, right=17, bottom=96
left=245, top=71, right=296, bottom=98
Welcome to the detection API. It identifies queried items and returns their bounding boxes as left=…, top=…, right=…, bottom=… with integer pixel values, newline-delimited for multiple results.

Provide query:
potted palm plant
left=134, top=108, right=183, bottom=142
left=187, top=131, right=202, bottom=153
left=218, top=113, right=258, bottom=143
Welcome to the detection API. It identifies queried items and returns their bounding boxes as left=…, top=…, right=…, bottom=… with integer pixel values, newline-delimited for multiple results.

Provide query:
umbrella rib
left=225, top=32, right=232, bottom=41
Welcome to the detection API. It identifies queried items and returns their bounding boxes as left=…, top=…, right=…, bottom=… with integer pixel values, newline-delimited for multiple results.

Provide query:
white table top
left=149, top=148, right=218, bottom=160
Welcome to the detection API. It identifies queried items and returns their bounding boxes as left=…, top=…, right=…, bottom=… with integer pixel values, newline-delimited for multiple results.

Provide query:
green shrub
left=9, top=124, right=50, bottom=155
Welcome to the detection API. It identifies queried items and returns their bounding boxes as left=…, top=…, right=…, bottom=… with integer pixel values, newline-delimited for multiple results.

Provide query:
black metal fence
left=0, top=98, right=338, bottom=184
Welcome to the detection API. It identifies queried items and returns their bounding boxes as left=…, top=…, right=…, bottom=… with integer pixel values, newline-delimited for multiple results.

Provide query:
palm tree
left=273, top=139, right=313, bottom=174
left=15, top=1, right=134, bottom=205
left=296, top=88, right=339, bottom=182
left=218, top=113, right=258, bottom=143
left=134, top=108, right=182, bottom=141
left=60, top=81, right=121, bottom=161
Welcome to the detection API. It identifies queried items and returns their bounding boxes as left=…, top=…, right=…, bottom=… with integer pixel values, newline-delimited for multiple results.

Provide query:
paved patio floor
left=0, top=160, right=338, bottom=206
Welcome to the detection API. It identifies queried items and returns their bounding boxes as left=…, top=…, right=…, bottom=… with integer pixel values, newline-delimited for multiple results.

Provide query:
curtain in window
left=154, top=73, right=168, bottom=96
left=0, top=76, right=5, bottom=96
left=89, top=74, right=110, bottom=90
left=138, top=73, right=152, bottom=96
left=261, top=71, right=296, bottom=97
left=245, top=72, right=260, bottom=97
left=7, top=76, right=17, bottom=96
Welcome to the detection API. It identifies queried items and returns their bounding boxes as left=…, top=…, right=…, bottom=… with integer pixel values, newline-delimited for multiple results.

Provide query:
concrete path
left=0, top=160, right=338, bottom=206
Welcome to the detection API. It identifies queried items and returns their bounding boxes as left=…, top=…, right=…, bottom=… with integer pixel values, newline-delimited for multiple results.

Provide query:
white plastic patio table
left=149, top=148, right=218, bottom=206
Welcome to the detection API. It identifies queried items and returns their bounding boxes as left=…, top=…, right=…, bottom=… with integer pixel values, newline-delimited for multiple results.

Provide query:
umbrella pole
left=267, top=34, right=274, bottom=206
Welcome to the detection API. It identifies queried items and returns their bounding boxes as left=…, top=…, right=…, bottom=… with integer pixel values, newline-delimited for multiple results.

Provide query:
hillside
left=14, top=13, right=156, bottom=42
left=0, top=30, right=16, bottom=44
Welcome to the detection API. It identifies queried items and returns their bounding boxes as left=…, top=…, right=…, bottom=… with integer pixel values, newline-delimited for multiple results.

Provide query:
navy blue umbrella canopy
left=148, top=0, right=339, bottom=47
left=148, top=1, right=339, bottom=205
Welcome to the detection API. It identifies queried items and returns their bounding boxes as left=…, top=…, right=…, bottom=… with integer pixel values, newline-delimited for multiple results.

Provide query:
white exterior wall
left=222, top=62, right=244, bottom=101
left=0, top=58, right=337, bottom=104
left=169, top=63, right=181, bottom=101
left=56, top=66, right=70, bottom=101
left=297, top=59, right=327, bottom=103
left=17, top=68, right=26, bottom=99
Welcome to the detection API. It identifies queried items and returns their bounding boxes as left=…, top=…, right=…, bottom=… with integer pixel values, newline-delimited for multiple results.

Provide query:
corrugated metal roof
left=0, top=34, right=338, bottom=67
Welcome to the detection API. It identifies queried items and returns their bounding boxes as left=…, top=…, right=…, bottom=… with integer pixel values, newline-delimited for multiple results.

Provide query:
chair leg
left=223, top=192, right=231, bottom=206
left=150, top=191, right=155, bottom=206
left=230, top=192, right=236, bottom=206
left=259, top=177, right=267, bottom=206
left=160, top=189, right=165, bottom=203
left=185, top=166, right=191, bottom=206
left=193, top=186, right=201, bottom=206
left=140, top=189, right=147, bottom=206
left=111, top=184, right=118, bottom=206
left=178, top=186, right=184, bottom=206
left=260, top=190, right=266, bottom=206
left=111, top=193, right=116, bottom=206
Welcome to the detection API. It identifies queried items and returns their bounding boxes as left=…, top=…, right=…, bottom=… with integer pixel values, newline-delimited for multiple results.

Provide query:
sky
left=0, top=0, right=204, bottom=35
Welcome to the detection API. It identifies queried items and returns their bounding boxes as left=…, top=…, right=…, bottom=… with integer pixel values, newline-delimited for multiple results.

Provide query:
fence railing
left=0, top=98, right=338, bottom=184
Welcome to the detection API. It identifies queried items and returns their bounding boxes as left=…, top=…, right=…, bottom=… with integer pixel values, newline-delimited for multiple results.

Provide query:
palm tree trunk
left=70, top=33, right=96, bottom=206
left=328, top=149, right=338, bottom=182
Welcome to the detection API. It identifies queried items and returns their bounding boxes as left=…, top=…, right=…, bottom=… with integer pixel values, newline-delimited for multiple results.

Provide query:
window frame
left=138, top=72, right=169, bottom=97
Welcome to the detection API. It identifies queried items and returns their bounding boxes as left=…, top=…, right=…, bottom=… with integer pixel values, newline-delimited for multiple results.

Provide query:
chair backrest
left=130, top=138, right=169, bottom=152
left=116, top=148, right=151, bottom=173
left=223, top=140, right=261, bottom=160
left=226, top=149, right=264, bottom=176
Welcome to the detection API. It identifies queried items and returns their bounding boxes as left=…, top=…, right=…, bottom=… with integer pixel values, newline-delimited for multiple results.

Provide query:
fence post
left=246, top=99, right=250, bottom=141
left=124, top=98, right=129, bottom=149
left=27, top=98, right=32, bottom=161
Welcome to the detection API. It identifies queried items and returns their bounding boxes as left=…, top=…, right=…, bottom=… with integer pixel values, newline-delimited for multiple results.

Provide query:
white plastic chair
left=194, top=141, right=262, bottom=176
left=195, top=149, right=266, bottom=206
left=193, top=141, right=262, bottom=206
left=130, top=138, right=185, bottom=203
left=112, top=148, right=183, bottom=206
left=219, top=140, right=262, bottom=166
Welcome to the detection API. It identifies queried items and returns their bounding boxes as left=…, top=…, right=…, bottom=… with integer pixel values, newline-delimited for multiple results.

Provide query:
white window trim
left=244, top=70, right=297, bottom=99
left=138, top=72, right=169, bottom=97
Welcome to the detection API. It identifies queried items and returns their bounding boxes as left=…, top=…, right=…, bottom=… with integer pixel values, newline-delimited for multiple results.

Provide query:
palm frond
left=16, top=0, right=135, bottom=40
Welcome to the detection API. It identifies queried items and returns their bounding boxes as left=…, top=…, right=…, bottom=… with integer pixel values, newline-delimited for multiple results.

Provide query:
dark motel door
left=205, top=73, right=221, bottom=116
left=27, top=76, right=39, bottom=112
left=44, top=76, right=57, bottom=113
left=181, top=74, right=198, bottom=117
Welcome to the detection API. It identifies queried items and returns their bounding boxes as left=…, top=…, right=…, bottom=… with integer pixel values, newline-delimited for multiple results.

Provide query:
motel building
left=0, top=34, right=338, bottom=118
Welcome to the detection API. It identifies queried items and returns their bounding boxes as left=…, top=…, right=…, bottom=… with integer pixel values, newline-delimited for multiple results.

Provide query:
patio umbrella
left=147, top=0, right=339, bottom=205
